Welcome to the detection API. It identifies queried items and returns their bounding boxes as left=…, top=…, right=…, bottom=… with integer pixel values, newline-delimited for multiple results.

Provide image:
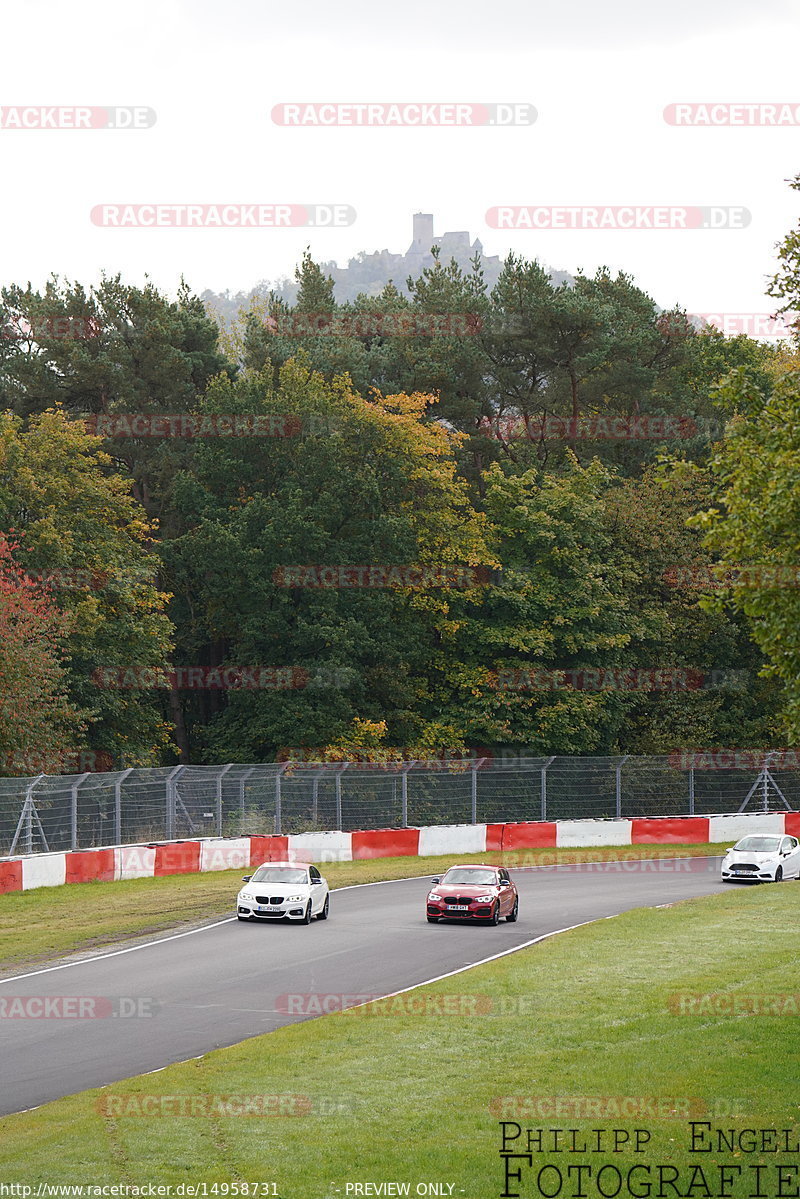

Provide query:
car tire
left=506, top=897, right=519, bottom=923
left=426, top=916, right=439, bottom=923
left=489, top=902, right=500, bottom=926
left=317, top=894, right=329, bottom=920
left=301, top=901, right=312, bottom=924
left=775, top=866, right=783, bottom=883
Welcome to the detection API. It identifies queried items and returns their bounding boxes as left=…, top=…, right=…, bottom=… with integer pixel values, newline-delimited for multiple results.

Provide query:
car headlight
left=286, top=894, right=305, bottom=902
left=239, top=892, right=254, bottom=902
left=428, top=892, right=444, bottom=902
left=474, top=894, right=495, bottom=903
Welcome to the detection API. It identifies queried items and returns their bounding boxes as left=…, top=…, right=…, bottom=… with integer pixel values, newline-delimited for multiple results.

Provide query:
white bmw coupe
left=237, top=861, right=330, bottom=923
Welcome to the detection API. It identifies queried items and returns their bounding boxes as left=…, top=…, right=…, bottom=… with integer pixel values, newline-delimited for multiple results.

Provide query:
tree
left=0, top=408, right=175, bottom=766
left=692, top=363, right=800, bottom=739
left=767, top=173, right=800, bottom=338
left=159, top=360, right=494, bottom=762
left=0, top=532, right=86, bottom=775
left=0, top=276, right=231, bottom=524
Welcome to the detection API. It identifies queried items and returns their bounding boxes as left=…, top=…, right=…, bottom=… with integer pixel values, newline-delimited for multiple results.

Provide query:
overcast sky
left=2, top=0, right=799, bottom=323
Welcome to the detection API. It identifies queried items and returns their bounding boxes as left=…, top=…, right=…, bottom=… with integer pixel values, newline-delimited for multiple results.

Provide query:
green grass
left=1, top=863, right=795, bottom=1198
left=0, top=843, right=726, bottom=972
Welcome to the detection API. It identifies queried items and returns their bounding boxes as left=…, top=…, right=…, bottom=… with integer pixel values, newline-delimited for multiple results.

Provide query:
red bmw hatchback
left=426, top=864, right=519, bottom=925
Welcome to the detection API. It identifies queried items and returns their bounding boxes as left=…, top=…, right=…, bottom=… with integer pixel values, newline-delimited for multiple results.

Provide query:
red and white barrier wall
left=1, top=811, right=797, bottom=894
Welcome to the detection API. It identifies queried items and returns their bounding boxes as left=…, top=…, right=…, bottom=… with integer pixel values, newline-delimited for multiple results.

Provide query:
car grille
left=444, top=896, right=478, bottom=906
left=729, top=864, right=759, bottom=873
left=255, top=895, right=285, bottom=904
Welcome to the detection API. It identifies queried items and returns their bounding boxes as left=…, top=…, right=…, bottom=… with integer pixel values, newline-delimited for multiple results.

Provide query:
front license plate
left=258, top=904, right=282, bottom=911
left=730, top=870, right=747, bottom=875
left=449, top=905, right=470, bottom=911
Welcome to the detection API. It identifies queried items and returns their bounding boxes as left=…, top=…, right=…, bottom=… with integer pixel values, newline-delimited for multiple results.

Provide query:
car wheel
left=489, top=902, right=500, bottom=926
left=317, top=894, right=329, bottom=920
left=506, top=897, right=519, bottom=923
left=775, top=866, right=783, bottom=883
left=426, top=916, right=439, bottom=923
left=300, top=901, right=312, bottom=924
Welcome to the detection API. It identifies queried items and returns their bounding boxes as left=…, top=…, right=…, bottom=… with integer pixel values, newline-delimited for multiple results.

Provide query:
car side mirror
left=431, top=877, right=440, bottom=885
left=311, top=878, right=322, bottom=884
left=499, top=879, right=510, bottom=886
left=242, top=875, right=251, bottom=883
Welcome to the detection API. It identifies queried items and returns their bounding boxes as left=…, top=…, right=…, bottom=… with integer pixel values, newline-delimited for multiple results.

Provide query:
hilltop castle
left=202, top=214, right=571, bottom=321
left=300, top=212, right=505, bottom=304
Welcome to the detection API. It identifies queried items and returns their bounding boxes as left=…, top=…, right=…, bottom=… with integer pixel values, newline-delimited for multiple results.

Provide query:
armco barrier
left=0, top=811, right=795, bottom=894
left=65, top=849, right=115, bottom=884
left=0, top=860, right=22, bottom=894
left=631, top=817, right=710, bottom=844
left=352, top=828, right=421, bottom=859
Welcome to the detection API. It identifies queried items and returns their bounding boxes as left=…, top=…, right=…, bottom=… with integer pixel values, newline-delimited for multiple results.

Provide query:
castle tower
left=410, top=212, right=434, bottom=252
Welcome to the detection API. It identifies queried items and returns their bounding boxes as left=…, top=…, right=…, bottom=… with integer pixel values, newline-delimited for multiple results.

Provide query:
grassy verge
left=0, top=843, right=726, bottom=973
left=0, top=877, right=795, bottom=1195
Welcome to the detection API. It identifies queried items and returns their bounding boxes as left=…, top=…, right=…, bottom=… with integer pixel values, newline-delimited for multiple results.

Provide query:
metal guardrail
left=1, top=755, right=797, bottom=857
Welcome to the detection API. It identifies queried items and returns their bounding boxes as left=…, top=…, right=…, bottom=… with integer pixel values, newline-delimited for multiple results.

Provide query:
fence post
left=10, top=775, right=48, bottom=856
left=165, top=765, right=185, bottom=840
left=275, top=764, right=288, bottom=836
left=216, top=763, right=234, bottom=837
left=236, top=766, right=256, bottom=835
left=70, top=773, right=90, bottom=850
left=688, top=766, right=695, bottom=817
left=615, top=755, right=630, bottom=819
left=113, top=768, right=133, bottom=845
left=470, top=758, right=486, bottom=824
left=541, top=756, right=555, bottom=822
left=334, top=763, right=349, bottom=830
left=400, top=762, right=415, bottom=829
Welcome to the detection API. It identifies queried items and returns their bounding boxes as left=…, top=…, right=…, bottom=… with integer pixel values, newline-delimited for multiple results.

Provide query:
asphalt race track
left=0, top=857, right=727, bottom=1116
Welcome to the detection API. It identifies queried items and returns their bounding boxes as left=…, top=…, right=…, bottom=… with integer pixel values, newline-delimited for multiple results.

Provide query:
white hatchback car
left=237, top=861, right=330, bottom=923
left=721, top=834, right=800, bottom=883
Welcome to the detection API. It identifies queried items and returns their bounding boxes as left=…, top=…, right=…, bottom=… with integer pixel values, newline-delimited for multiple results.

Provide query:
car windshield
left=441, top=868, right=497, bottom=886
left=250, top=867, right=309, bottom=884
left=733, top=836, right=781, bottom=854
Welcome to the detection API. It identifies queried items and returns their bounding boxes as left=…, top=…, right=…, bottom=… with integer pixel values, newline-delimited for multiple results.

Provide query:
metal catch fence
left=0, top=754, right=797, bottom=857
